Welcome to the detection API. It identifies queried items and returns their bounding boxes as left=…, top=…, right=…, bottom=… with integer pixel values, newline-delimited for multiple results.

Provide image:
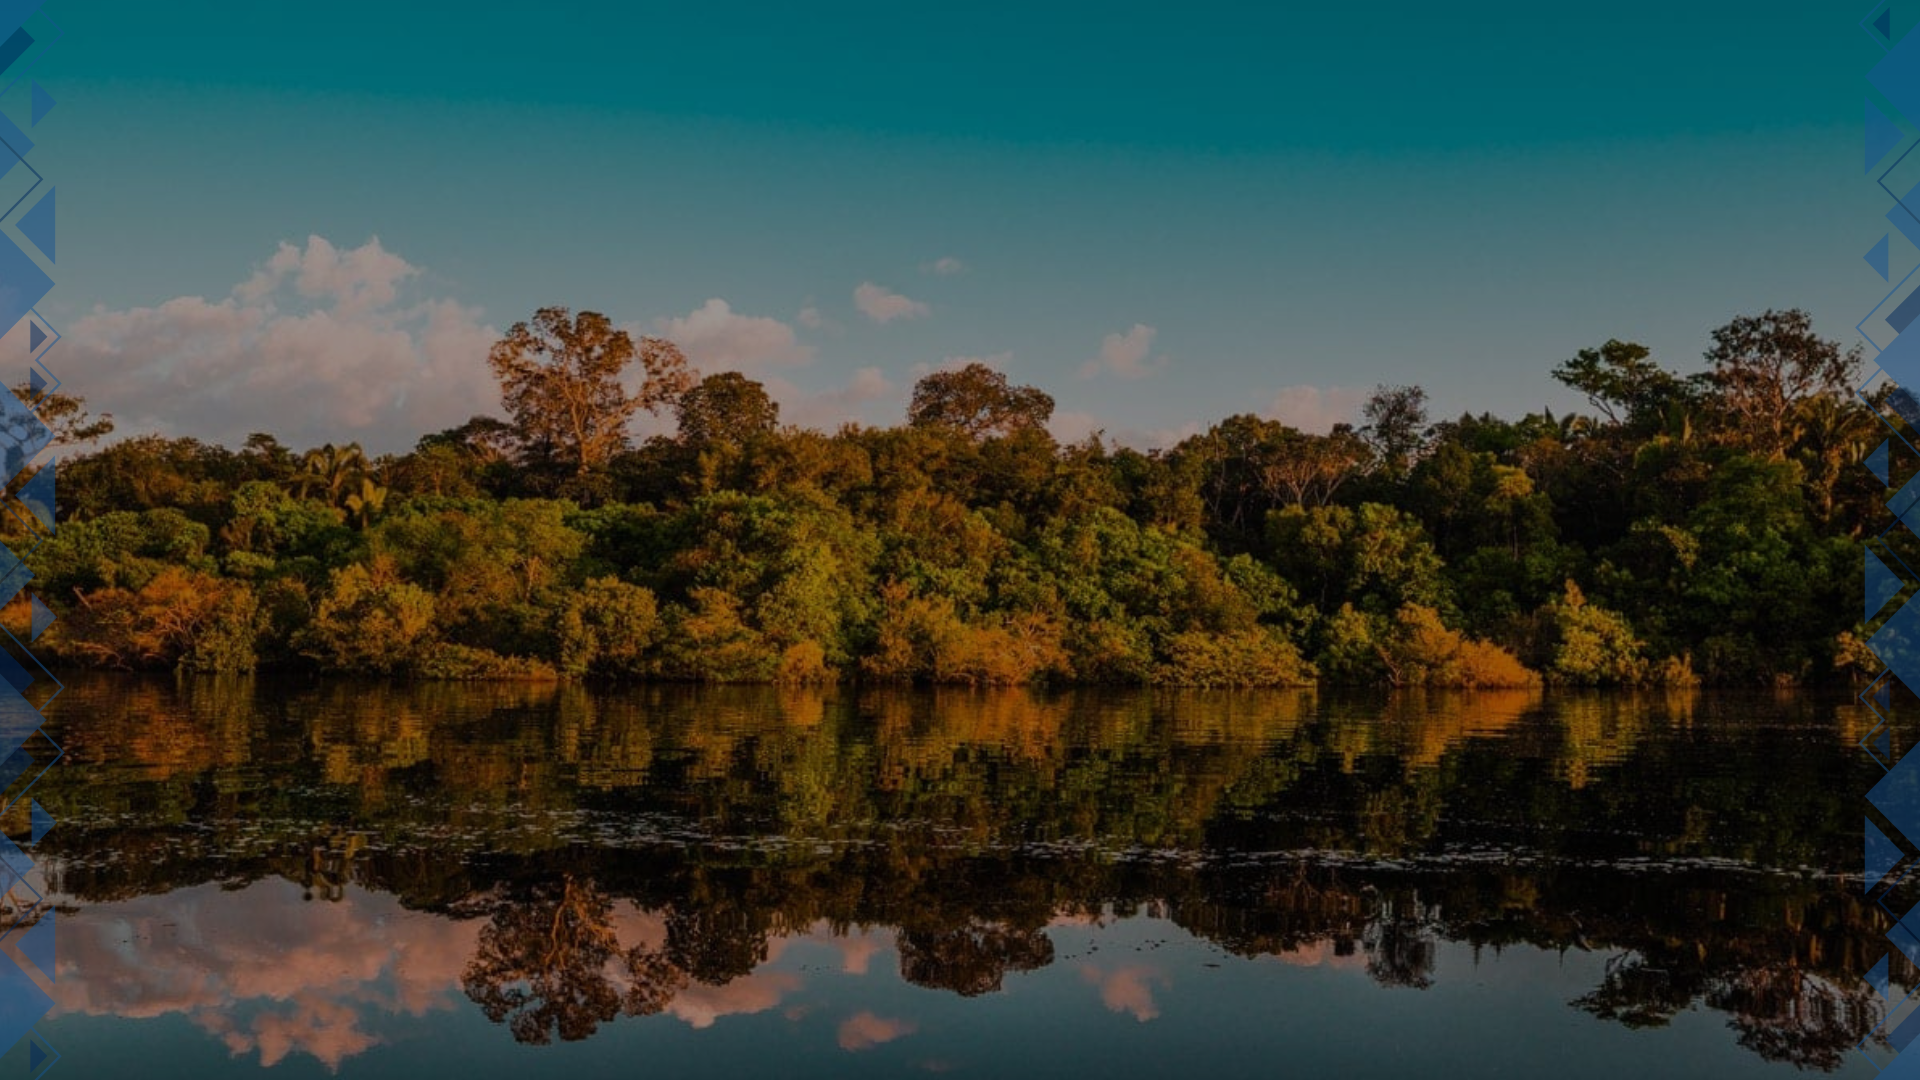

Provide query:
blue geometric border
left=1857, top=5, right=1920, bottom=1075
left=0, top=0, right=62, bottom=1072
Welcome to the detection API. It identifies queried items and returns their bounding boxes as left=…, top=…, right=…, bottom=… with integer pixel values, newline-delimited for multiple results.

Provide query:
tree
left=907, top=363, right=1054, bottom=440
left=463, top=875, right=688, bottom=1045
left=296, top=443, right=367, bottom=505
left=1550, top=340, right=1693, bottom=432
left=675, top=372, right=779, bottom=447
left=1703, top=309, right=1858, bottom=458
left=1360, top=384, right=1430, bottom=476
left=420, top=415, right=519, bottom=464
left=11, top=384, right=114, bottom=448
left=489, top=308, right=696, bottom=478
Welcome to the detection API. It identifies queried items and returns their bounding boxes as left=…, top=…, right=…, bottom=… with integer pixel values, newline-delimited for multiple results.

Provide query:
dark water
left=12, top=677, right=1906, bottom=1077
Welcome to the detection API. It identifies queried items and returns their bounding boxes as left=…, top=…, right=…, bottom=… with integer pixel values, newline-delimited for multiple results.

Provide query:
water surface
left=17, top=678, right=1900, bottom=1078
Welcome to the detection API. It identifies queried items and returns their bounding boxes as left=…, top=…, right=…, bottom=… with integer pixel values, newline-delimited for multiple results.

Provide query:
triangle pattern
left=1871, top=546, right=1906, bottom=621
left=17, top=908, right=51, bottom=981
left=17, top=187, right=52, bottom=263
left=17, top=458, right=50, bottom=533
left=1870, top=817, right=1906, bottom=891
left=1872, top=98, right=1907, bottom=173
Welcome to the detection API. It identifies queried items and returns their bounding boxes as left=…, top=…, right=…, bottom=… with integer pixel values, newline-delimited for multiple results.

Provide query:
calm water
left=10, top=677, right=1904, bottom=1078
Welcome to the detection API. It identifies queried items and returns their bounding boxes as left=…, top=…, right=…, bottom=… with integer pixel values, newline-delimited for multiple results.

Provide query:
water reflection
left=26, top=676, right=1899, bottom=1075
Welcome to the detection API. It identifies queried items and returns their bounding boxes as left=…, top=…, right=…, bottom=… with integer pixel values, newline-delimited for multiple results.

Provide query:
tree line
left=16, top=304, right=1891, bottom=687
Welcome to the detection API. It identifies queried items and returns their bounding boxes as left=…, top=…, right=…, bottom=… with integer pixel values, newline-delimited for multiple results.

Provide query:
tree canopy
left=27, top=305, right=1887, bottom=689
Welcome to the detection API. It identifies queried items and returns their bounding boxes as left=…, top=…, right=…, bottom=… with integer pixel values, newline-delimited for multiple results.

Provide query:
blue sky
left=16, top=1, right=1890, bottom=451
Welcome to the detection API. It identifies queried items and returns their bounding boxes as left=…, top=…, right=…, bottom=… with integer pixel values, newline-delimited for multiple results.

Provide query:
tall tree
left=1360, top=384, right=1430, bottom=477
left=1703, top=309, right=1858, bottom=458
left=907, top=363, right=1054, bottom=440
left=489, top=307, right=696, bottom=478
left=1550, top=340, right=1694, bottom=433
left=675, top=372, right=779, bottom=447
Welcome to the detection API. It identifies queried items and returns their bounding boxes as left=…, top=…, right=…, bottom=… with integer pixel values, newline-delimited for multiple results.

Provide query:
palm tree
left=297, top=443, right=368, bottom=506
left=344, top=477, right=388, bottom=528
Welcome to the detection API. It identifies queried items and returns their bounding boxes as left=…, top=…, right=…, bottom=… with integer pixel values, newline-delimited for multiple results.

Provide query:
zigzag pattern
left=0, top=2, right=66, bottom=1076
left=1856, top=4, right=1920, bottom=1074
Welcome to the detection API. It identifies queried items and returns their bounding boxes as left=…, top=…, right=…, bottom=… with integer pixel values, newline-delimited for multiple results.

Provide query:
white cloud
left=908, top=351, right=1012, bottom=379
left=236, top=235, right=416, bottom=317
left=853, top=282, right=930, bottom=324
left=770, top=366, right=899, bottom=431
left=1265, top=385, right=1369, bottom=433
left=920, top=256, right=965, bottom=276
left=651, top=298, right=813, bottom=372
left=797, top=305, right=825, bottom=329
left=1048, top=410, right=1103, bottom=444
left=1079, top=324, right=1162, bottom=379
left=838, top=1011, right=918, bottom=1051
left=67, top=235, right=498, bottom=454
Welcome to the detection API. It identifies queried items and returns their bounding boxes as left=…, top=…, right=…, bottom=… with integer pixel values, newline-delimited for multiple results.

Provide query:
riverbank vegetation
left=16, top=306, right=1888, bottom=687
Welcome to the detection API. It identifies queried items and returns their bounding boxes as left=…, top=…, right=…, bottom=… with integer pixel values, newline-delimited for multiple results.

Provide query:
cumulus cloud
left=67, top=235, right=498, bottom=454
left=853, top=282, right=930, bottom=324
left=1048, top=410, right=1103, bottom=444
left=1265, top=385, right=1369, bottom=433
left=651, top=298, right=814, bottom=371
left=236, top=235, right=417, bottom=317
left=920, top=256, right=965, bottom=276
left=1079, top=324, right=1162, bottom=379
left=908, top=351, right=1012, bottom=379
left=768, top=366, right=898, bottom=431
left=1079, top=964, right=1168, bottom=1022
left=838, top=1011, right=919, bottom=1051
left=797, top=305, right=826, bottom=330
left=667, top=970, right=804, bottom=1030
left=54, top=878, right=482, bottom=1071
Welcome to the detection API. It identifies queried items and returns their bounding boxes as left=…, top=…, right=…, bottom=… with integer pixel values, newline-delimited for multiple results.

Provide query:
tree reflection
left=32, top=675, right=1900, bottom=1069
left=461, top=874, right=687, bottom=1045
left=897, top=919, right=1055, bottom=997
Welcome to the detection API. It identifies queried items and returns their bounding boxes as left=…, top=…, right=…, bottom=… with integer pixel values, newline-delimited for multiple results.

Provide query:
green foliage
left=48, top=567, right=260, bottom=673
left=299, top=560, right=439, bottom=675
left=1537, top=581, right=1649, bottom=686
left=38, top=308, right=1883, bottom=688
left=1154, top=627, right=1315, bottom=688
left=1266, top=503, right=1451, bottom=618
left=558, top=577, right=661, bottom=678
left=1380, top=604, right=1535, bottom=689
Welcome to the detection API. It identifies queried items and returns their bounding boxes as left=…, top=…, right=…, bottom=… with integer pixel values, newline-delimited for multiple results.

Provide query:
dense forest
left=14, top=305, right=1895, bottom=687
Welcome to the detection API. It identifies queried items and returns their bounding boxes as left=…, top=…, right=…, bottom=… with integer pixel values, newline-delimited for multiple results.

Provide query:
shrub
left=1315, top=603, right=1389, bottom=684
left=1383, top=604, right=1535, bottom=689
left=657, top=587, right=780, bottom=682
left=558, top=577, right=661, bottom=678
left=775, top=640, right=835, bottom=684
left=864, top=583, right=1068, bottom=686
left=1154, top=627, right=1317, bottom=688
left=299, top=558, right=438, bottom=674
left=414, top=643, right=559, bottom=681
left=53, top=567, right=260, bottom=673
left=1539, top=580, right=1649, bottom=686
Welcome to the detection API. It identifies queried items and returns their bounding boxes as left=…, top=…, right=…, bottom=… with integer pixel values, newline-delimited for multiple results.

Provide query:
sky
left=12, top=0, right=1894, bottom=452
